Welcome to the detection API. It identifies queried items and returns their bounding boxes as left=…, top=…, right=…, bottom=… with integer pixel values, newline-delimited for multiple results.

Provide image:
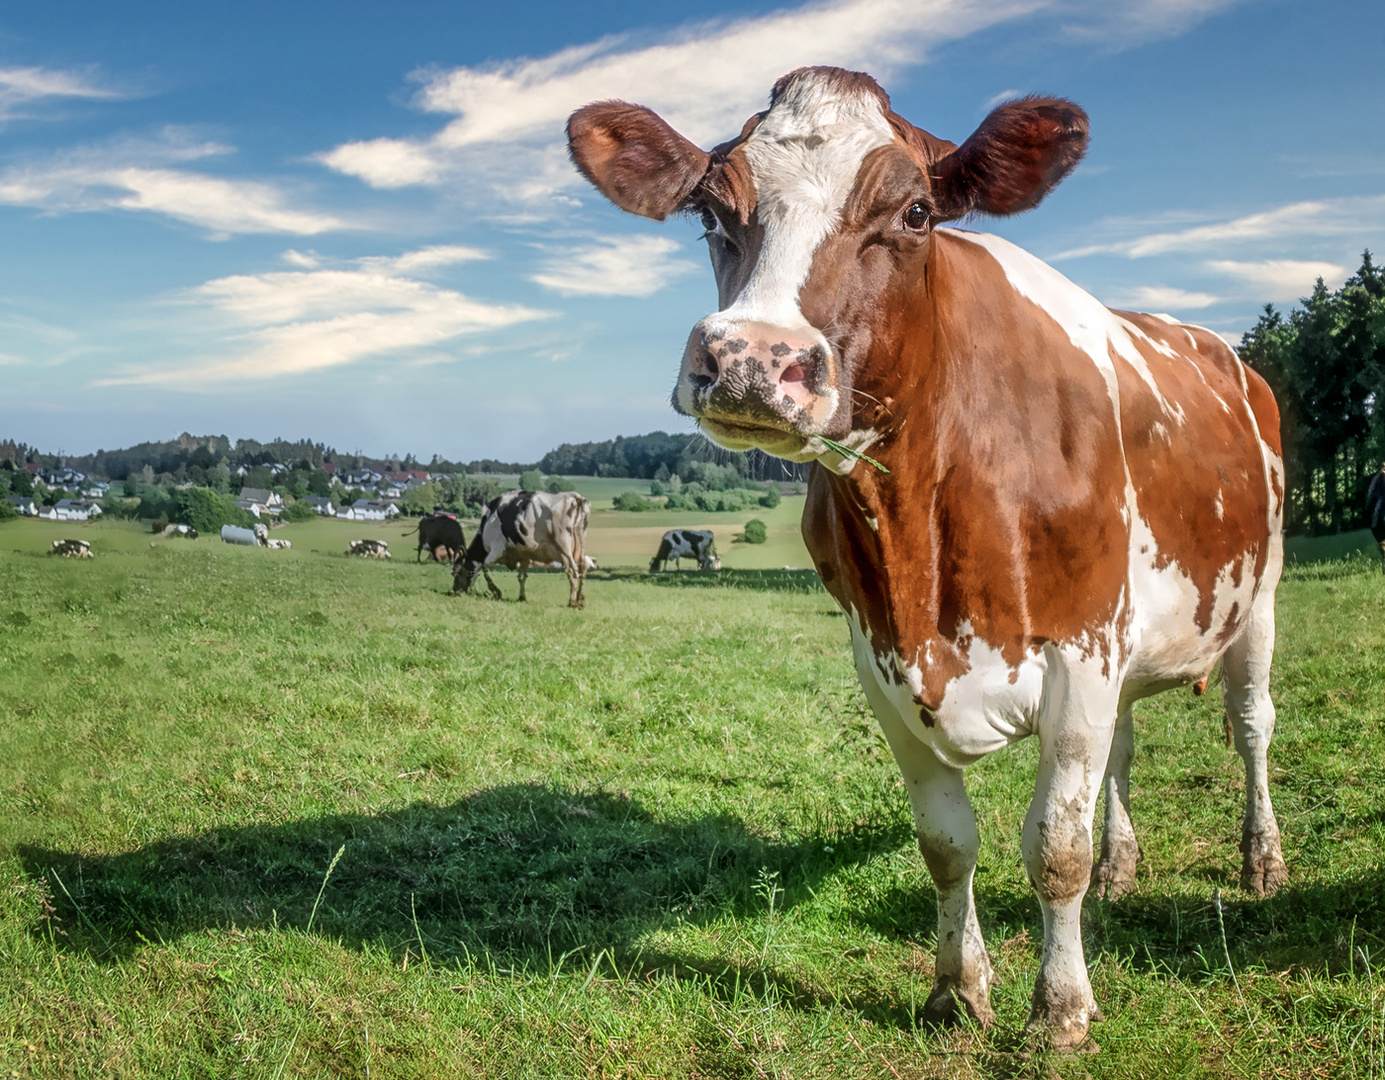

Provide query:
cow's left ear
left=930, top=97, right=1088, bottom=220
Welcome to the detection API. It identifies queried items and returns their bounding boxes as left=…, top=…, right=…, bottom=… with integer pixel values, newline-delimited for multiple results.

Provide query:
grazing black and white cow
left=1368, top=466, right=1385, bottom=573
left=409, top=512, right=466, bottom=563
left=452, top=490, right=590, bottom=607
left=650, top=529, right=722, bottom=572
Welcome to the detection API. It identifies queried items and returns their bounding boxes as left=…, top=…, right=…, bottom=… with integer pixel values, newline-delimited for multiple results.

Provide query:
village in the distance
left=0, top=430, right=810, bottom=533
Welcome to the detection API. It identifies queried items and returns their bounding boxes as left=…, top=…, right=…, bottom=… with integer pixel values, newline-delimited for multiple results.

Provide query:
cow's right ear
left=567, top=102, right=710, bottom=221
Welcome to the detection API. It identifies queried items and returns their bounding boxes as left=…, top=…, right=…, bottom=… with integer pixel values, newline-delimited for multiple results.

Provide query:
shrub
left=281, top=500, right=318, bottom=523
left=649, top=479, right=665, bottom=496
left=759, top=487, right=782, bottom=508
left=663, top=493, right=690, bottom=510
left=742, top=518, right=768, bottom=544
left=174, top=487, right=254, bottom=533
left=546, top=477, right=566, bottom=494
left=519, top=469, right=543, bottom=492
left=0, top=499, right=17, bottom=522
left=613, top=491, right=655, bottom=512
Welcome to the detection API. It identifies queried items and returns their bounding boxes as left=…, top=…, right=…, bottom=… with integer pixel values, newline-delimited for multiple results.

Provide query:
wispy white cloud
left=529, top=235, right=696, bottom=296
left=1052, top=195, right=1385, bottom=260
left=1204, top=258, right=1348, bottom=301
left=1102, top=284, right=1222, bottom=310
left=0, top=130, right=350, bottom=236
left=319, top=0, right=1241, bottom=203
left=97, top=247, right=551, bottom=387
left=0, top=65, right=121, bottom=122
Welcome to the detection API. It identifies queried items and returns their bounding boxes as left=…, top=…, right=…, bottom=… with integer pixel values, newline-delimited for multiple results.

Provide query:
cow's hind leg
left=1023, top=647, right=1118, bottom=1050
left=1092, top=706, right=1139, bottom=900
left=516, top=560, right=529, bottom=602
left=1223, top=563, right=1287, bottom=897
left=481, top=565, right=503, bottom=600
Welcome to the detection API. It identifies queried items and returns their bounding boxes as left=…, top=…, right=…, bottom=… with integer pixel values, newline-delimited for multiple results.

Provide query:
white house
left=5, top=495, right=38, bottom=516
left=337, top=498, right=400, bottom=521
left=234, top=487, right=283, bottom=518
left=45, top=499, right=103, bottom=522
left=303, top=496, right=336, bottom=516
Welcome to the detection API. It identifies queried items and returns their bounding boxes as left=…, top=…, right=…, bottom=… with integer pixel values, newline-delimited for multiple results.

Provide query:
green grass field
left=1, top=516, right=1382, bottom=1078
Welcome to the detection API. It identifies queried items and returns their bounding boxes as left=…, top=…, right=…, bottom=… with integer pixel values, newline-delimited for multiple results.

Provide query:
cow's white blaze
left=713, top=72, right=894, bottom=331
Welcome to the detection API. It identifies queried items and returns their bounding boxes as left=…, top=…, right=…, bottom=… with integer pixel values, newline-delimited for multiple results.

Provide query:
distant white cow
left=452, top=490, right=591, bottom=607
left=347, top=539, right=390, bottom=559
left=49, top=538, right=92, bottom=558
left=650, top=529, right=721, bottom=572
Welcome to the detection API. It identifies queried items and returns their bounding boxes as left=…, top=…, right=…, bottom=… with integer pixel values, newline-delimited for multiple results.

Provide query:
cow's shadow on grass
left=18, top=782, right=922, bottom=1022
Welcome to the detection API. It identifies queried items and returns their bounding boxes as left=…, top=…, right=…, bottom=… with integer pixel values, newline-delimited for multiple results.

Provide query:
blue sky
left=1, top=0, right=1382, bottom=461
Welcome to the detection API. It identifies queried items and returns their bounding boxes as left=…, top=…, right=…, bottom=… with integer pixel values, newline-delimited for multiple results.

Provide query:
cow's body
left=452, top=490, right=590, bottom=607
left=49, top=539, right=92, bottom=558
left=1368, top=468, right=1385, bottom=573
left=347, top=538, right=391, bottom=559
left=650, top=528, right=721, bottom=572
left=570, top=66, right=1286, bottom=1049
left=410, top=512, right=466, bottom=563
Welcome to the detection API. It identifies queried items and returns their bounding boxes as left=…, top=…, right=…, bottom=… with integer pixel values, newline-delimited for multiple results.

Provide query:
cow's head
left=568, top=67, right=1087, bottom=461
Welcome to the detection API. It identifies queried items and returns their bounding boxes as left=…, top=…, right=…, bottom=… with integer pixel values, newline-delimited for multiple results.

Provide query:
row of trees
left=1241, top=251, right=1385, bottom=535
left=539, top=432, right=812, bottom=483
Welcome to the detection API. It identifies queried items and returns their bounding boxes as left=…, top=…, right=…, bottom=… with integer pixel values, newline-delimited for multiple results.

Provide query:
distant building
left=235, top=487, right=283, bottom=518
left=5, top=495, right=38, bottom=516
left=342, top=467, right=384, bottom=488
left=43, top=499, right=103, bottom=521
left=303, top=496, right=336, bottom=516
left=337, top=499, right=400, bottom=521
left=41, top=467, right=87, bottom=488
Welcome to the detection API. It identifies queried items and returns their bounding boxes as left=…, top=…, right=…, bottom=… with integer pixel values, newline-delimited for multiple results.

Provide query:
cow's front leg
left=516, top=560, right=529, bottom=602
left=1092, top=706, right=1139, bottom=900
left=481, top=565, right=504, bottom=600
left=1023, top=650, right=1117, bottom=1050
left=873, top=707, right=994, bottom=1027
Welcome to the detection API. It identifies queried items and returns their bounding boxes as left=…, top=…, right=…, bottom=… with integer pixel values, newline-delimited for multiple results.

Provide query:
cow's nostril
left=780, top=362, right=807, bottom=384
left=706, top=354, right=719, bottom=377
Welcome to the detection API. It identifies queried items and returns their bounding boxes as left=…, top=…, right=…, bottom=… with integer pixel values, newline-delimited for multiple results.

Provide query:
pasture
left=1, top=515, right=1383, bottom=1078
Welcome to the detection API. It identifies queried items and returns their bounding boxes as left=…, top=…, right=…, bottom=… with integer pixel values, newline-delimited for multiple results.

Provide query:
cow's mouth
left=696, top=416, right=820, bottom=462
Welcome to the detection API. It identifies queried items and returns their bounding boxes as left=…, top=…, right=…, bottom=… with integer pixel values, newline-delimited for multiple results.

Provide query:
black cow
left=1368, top=467, right=1385, bottom=574
left=650, top=529, right=721, bottom=572
left=452, top=490, right=590, bottom=607
left=409, top=512, right=466, bottom=563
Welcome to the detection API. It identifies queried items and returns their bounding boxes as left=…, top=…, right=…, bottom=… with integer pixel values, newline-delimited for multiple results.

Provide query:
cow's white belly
left=850, top=615, right=1051, bottom=769
left=1119, top=510, right=1267, bottom=703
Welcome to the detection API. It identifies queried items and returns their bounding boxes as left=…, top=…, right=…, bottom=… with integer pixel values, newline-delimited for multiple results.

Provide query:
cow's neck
left=802, top=231, right=1021, bottom=704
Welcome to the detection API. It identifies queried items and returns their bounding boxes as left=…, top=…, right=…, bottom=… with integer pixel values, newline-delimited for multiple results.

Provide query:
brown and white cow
left=570, top=67, right=1286, bottom=1049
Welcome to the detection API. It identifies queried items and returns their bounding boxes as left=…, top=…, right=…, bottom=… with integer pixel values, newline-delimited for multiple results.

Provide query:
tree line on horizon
left=1240, top=250, right=1385, bottom=536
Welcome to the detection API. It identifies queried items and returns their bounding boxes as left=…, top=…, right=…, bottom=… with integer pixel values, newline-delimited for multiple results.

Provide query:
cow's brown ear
left=568, top=102, right=710, bottom=221
left=930, top=97, right=1088, bottom=220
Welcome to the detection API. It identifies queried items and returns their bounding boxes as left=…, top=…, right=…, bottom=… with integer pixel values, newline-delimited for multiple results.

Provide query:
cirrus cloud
left=529, top=235, right=697, bottom=297
left=96, top=248, right=552, bottom=387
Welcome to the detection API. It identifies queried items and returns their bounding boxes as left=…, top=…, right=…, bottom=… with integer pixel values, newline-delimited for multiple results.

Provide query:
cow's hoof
left=921, top=980, right=995, bottom=1029
left=1091, top=835, right=1140, bottom=900
left=1241, top=849, right=1288, bottom=897
left=1027, top=978, right=1102, bottom=1052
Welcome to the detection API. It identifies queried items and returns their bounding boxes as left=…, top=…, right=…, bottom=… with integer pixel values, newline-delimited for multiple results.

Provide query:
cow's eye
left=903, top=202, right=930, bottom=231
left=699, top=207, right=722, bottom=236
